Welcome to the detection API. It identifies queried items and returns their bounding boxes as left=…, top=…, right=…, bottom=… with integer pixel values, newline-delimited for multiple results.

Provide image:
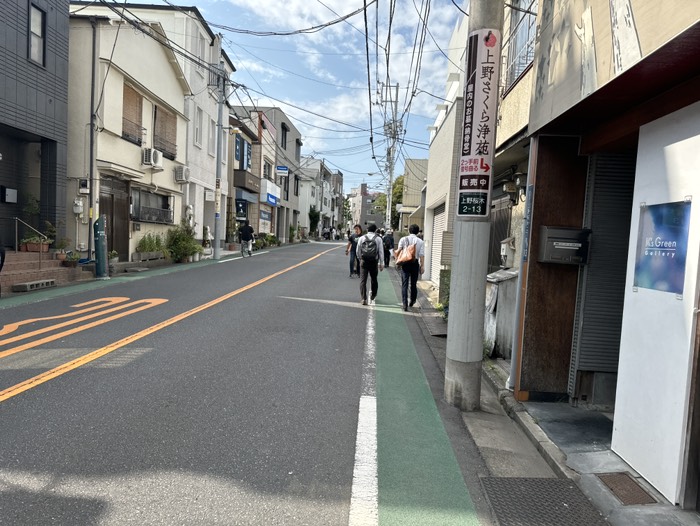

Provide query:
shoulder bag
left=395, top=242, right=416, bottom=265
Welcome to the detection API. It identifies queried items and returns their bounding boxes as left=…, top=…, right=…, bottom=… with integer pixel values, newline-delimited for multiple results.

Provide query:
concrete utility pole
left=444, top=0, right=504, bottom=411
left=213, top=48, right=225, bottom=260
left=381, top=83, right=400, bottom=229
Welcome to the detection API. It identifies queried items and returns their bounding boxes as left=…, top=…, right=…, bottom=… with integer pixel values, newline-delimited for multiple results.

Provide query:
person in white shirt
left=396, top=224, right=425, bottom=311
left=355, top=224, right=385, bottom=305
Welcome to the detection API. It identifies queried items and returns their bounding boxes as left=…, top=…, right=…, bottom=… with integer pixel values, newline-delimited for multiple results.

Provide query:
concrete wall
left=612, top=100, right=700, bottom=503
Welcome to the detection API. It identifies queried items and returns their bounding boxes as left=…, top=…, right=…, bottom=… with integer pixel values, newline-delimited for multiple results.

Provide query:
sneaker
left=409, top=301, right=415, bottom=307
left=402, top=304, right=408, bottom=311
left=361, top=299, right=367, bottom=305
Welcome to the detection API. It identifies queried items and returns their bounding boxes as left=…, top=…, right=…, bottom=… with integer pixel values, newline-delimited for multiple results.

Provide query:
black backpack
left=361, top=235, right=378, bottom=262
left=383, top=235, right=392, bottom=250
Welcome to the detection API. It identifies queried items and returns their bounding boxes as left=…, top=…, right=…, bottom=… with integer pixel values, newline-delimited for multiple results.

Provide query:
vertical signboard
left=633, top=200, right=691, bottom=295
left=456, top=29, right=501, bottom=220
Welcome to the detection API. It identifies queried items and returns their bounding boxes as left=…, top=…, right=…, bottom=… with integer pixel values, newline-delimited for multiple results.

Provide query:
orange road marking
left=0, top=298, right=131, bottom=336
left=0, top=299, right=168, bottom=360
left=0, top=299, right=157, bottom=347
left=0, top=248, right=335, bottom=403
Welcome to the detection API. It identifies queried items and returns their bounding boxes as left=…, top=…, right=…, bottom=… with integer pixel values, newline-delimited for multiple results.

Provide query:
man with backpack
left=355, top=224, right=384, bottom=305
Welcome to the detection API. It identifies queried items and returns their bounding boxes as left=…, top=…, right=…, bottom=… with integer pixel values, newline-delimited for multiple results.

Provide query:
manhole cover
left=481, top=477, right=607, bottom=525
left=597, top=472, right=657, bottom=505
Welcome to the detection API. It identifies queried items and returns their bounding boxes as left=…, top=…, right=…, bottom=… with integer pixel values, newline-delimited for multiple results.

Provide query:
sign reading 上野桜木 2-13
left=456, top=28, right=501, bottom=220
left=633, top=200, right=691, bottom=295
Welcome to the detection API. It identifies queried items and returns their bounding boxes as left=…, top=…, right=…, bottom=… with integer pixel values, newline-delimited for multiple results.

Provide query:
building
left=0, top=0, right=70, bottom=248
left=396, top=159, right=428, bottom=233
left=348, top=183, right=384, bottom=231
left=227, top=116, right=259, bottom=244
left=298, top=157, right=332, bottom=238
left=69, top=3, right=235, bottom=256
left=513, top=1, right=700, bottom=508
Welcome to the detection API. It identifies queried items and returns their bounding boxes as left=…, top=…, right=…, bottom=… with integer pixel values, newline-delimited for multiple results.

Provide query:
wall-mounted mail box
left=538, top=226, right=591, bottom=265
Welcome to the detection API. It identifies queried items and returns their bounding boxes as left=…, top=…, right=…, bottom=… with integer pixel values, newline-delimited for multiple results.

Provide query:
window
left=295, top=138, right=302, bottom=161
left=130, top=187, right=173, bottom=223
left=281, top=123, right=289, bottom=149
left=504, top=0, right=537, bottom=90
left=29, top=5, right=45, bottom=65
left=263, top=160, right=272, bottom=181
left=208, top=118, right=216, bottom=156
left=294, top=175, right=299, bottom=197
left=154, top=106, right=177, bottom=160
left=194, top=107, right=203, bottom=147
left=197, top=35, right=207, bottom=72
left=122, top=85, right=142, bottom=145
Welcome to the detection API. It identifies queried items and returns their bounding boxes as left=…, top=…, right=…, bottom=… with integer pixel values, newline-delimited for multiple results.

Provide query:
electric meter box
left=537, top=226, right=591, bottom=265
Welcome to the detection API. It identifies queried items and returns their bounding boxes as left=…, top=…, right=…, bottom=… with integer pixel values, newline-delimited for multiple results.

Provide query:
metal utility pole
left=444, top=0, right=503, bottom=411
left=213, top=45, right=225, bottom=260
left=382, top=83, right=400, bottom=229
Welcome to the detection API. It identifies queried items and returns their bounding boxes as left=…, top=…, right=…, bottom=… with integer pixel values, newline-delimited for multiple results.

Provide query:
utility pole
left=213, top=37, right=225, bottom=260
left=444, top=1, right=503, bottom=411
left=382, top=83, right=400, bottom=229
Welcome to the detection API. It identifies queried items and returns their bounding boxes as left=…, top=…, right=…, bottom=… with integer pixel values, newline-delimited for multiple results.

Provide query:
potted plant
left=108, top=250, right=119, bottom=265
left=62, top=252, right=80, bottom=268
left=166, top=219, right=200, bottom=263
left=54, top=238, right=71, bottom=260
left=21, top=235, right=53, bottom=252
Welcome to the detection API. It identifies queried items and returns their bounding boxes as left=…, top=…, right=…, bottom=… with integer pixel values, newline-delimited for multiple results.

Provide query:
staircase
left=0, top=250, right=94, bottom=297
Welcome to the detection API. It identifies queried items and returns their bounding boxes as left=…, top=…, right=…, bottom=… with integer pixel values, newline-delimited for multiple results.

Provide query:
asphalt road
left=0, top=242, right=481, bottom=525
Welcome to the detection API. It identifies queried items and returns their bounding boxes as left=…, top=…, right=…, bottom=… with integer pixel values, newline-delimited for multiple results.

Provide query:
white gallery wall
left=613, top=101, right=700, bottom=502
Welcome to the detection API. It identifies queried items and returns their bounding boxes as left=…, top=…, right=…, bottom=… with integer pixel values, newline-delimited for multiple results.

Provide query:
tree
left=391, top=175, right=404, bottom=229
left=308, top=205, right=320, bottom=235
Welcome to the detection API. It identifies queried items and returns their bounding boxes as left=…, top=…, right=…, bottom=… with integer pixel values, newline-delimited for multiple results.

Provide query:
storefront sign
left=455, top=28, right=501, bottom=220
left=235, top=199, right=247, bottom=220
left=633, top=200, right=691, bottom=295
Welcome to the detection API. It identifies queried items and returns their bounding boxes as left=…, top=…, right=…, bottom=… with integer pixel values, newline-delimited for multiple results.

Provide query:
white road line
left=349, top=304, right=378, bottom=525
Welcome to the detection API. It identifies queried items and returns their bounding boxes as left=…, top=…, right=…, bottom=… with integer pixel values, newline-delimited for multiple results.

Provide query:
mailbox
left=538, top=226, right=591, bottom=265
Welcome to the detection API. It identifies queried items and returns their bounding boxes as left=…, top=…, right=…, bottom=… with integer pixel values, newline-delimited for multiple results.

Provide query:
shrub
left=136, top=232, right=166, bottom=253
left=166, top=220, right=200, bottom=262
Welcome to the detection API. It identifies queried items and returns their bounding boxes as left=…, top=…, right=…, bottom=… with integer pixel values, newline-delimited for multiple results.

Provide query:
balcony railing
left=154, top=135, right=177, bottom=161
left=122, top=117, right=143, bottom=146
left=135, top=206, right=173, bottom=224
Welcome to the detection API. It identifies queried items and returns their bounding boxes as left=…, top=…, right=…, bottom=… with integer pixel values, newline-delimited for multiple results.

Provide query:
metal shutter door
left=431, top=203, right=446, bottom=286
left=568, top=153, right=636, bottom=396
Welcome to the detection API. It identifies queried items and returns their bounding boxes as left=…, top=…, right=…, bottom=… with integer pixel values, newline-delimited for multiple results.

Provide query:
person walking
left=382, top=229, right=395, bottom=267
left=345, top=224, right=362, bottom=277
left=396, top=224, right=425, bottom=311
left=355, top=224, right=384, bottom=305
left=239, top=220, right=254, bottom=257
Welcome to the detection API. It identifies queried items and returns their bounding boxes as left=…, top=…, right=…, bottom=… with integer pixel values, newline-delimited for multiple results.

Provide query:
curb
left=481, top=360, right=579, bottom=481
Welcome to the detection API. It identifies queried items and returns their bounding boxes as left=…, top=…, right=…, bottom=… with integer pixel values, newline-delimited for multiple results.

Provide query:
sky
left=131, top=0, right=468, bottom=194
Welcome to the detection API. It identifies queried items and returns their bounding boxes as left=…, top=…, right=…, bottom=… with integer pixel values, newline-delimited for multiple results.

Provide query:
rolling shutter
left=431, top=203, right=446, bottom=286
left=568, top=153, right=636, bottom=396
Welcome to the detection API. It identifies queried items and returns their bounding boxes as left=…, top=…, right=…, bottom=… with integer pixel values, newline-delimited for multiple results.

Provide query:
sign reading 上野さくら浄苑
left=456, top=28, right=501, bottom=221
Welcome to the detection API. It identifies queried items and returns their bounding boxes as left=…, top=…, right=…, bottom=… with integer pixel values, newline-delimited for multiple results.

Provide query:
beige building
left=397, top=159, right=428, bottom=233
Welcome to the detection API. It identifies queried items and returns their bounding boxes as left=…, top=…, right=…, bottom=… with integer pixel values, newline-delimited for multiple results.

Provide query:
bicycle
left=241, top=234, right=254, bottom=257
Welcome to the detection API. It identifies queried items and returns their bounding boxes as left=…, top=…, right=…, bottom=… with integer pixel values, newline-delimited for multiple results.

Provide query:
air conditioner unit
left=151, top=149, right=163, bottom=170
left=174, top=165, right=190, bottom=183
left=142, top=148, right=164, bottom=168
left=142, top=148, right=154, bottom=166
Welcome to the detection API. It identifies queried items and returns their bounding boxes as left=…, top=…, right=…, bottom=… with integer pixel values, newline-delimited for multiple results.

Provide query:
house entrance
left=99, top=176, right=130, bottom=260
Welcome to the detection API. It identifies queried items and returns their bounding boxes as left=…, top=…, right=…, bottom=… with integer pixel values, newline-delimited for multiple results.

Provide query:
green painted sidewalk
left=373, top=271, right=479, bottom=525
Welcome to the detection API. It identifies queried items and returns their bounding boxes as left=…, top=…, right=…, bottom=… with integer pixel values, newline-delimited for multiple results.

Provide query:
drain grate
left=481, top=477, right=608, bottom=525
left=597, top=472, right=657, bottom=505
